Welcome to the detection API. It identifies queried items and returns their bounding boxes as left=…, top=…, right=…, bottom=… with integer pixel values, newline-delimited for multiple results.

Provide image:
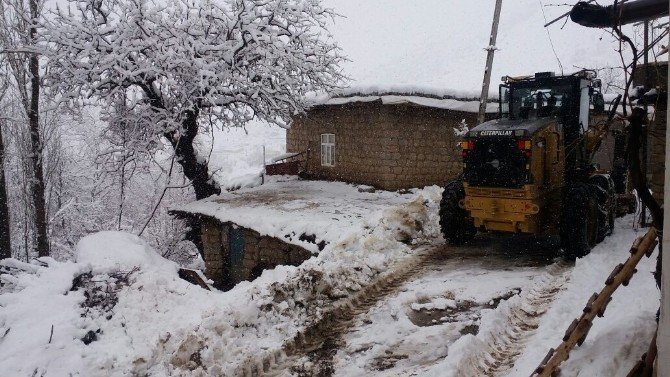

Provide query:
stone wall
left=201, top=220, right=224, bottom=287
left=287, top=101, right=481, bottom=190
left=201, top=218, right=312, bottom=290
left=633, top=61, right=668, bottom=206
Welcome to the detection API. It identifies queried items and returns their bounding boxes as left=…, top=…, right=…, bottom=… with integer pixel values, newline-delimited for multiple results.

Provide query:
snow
left=0, top=184, right=661, bottom=376
left=0, top=184, right=441, bottom=376
left=202, top=120, right=286, bottom=191
left=268, top=152, right=301, bottom=163
left=330, top=235, right=557, bottom=376
left=3, top=2, right=664, bottom=375
left=0, top=259, right=89, bottom=376
left=507, top=216, right=660, bottom=376
left=328, top=216, right=659, bottom=377
left=173, top=176, right=426, bottom=254
left=76, top=231, right=177, bottom=273
left=410, top=297, right=457, bottom=311
left=314, top=94, right=499, bottom=113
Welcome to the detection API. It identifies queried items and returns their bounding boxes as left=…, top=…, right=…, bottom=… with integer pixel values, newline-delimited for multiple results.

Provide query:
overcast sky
left=322, top=0, right=657, bottom=95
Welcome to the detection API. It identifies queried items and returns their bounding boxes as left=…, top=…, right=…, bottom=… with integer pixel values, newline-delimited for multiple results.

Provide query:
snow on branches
left=46, top=0, right=345, bottom=127
left=44, top=0, right=345, bottom=199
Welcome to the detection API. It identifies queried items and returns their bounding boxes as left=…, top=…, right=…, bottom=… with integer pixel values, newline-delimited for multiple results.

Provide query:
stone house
left=287, top=93, right=497, bottom=190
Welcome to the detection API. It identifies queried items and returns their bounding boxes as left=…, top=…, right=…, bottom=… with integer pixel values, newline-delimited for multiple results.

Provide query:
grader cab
left=440, top=71, right=630, bottom=258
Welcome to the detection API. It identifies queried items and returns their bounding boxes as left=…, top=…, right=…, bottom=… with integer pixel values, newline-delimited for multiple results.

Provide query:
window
left=321, top=133, right=335, bottom=166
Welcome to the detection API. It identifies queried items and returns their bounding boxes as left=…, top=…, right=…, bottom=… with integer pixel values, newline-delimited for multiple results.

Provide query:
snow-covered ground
left=509, top=217, right=659, bottom=377
left=332, top=237, right=557, bottom=376
left=0, top=0, right=661, bottom=375
left=327, top=216, right=659, bottom=377
left=0, top=182, right=439, bottom=376
left=0, top=177, right=659, bottom=376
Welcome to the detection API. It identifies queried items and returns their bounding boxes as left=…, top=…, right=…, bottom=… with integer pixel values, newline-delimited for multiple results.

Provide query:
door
left=228, top=227, right=245, bottom=270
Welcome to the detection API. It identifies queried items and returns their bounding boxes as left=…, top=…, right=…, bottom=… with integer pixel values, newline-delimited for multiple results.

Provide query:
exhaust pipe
left=570, top=0, right=669, bottom=28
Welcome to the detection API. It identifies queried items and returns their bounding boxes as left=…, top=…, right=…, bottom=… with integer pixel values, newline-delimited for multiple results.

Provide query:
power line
left=538, top=0, right=565, bottom=75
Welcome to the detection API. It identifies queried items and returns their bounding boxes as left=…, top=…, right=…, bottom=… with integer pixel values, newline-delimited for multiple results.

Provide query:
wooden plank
left=532, top=227, right=658, bottom=377
left=178, top=268, right=213, bottom=290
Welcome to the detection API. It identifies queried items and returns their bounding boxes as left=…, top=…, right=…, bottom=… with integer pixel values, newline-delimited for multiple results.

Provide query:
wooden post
left=477, top=0, right=503, bottom=125
left=659, top=44, right=670, bottom=377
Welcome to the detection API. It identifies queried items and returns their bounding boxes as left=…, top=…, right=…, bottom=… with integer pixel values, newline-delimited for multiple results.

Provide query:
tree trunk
left=164, top=109, right=219, bottom=255
left=167, top=109, right=220, bottom=201
left=142, top=85, right=218, bottom=254
left=28, top=0, right=49, bottom=257
left=0, top=121, right=12, bottom=259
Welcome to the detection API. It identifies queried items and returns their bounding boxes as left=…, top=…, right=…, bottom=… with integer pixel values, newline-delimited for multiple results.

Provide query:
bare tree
left=0, top=0, right=49, bottom=257
left=0, top=119, right=11, bottom=259
left=0, top=56, right=11, bottom=259
left=46, top=0, right=345, bottom=202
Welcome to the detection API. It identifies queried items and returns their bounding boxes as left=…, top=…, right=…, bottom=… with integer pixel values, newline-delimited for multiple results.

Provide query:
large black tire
left=560, top=183, right=600, bottom=259
left=589, top=175, right=615, bottom=242
left=439, top=180, right=476, bottom=245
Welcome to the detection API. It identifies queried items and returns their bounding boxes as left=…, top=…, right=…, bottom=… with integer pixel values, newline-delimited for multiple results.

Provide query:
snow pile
left=0, top=232, right=193, bottom=376
left=76, top=231, right=177, bottom=273
left=147, top=187, right=437, bottom=374
left=0, top=258, right=89, bottom=376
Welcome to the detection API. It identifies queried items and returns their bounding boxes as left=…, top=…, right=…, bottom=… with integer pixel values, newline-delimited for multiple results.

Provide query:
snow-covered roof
left=172, top=177, right=421, bottom=254
left=321, top=0, right=642, bottom=96
left=312, top=92, right=498, bottom=113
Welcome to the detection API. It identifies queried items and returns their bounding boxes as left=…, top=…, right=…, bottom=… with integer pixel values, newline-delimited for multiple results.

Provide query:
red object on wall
left=265, top=160, right=301, bottom=175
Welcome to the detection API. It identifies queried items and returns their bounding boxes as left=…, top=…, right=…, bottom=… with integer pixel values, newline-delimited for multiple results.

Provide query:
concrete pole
left=659, top=26, right=670, bottom=375
left=477, top=0, right=503, bottom=125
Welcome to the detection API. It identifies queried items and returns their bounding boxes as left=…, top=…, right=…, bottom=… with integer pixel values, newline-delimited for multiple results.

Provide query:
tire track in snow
left=455, top=261, right=571, bottom=377
left=234, top=245, right=451, bottom=377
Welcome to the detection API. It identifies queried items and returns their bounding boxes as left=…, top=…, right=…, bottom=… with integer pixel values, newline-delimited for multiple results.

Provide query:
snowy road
left=275, top=234, right=569, bottom=377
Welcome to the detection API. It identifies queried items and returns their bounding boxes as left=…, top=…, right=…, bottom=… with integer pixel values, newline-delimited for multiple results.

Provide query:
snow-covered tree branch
left=45, top=0, right=345, bottom=200
left=0, top=0, right=50, bottom=257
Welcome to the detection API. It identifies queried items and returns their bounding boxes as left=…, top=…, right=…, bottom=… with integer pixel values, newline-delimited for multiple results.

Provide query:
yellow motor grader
left=440, top=70, right=633, bottom=258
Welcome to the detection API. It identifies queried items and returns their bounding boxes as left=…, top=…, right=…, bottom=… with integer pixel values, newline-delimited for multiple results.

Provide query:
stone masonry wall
left=201, top=218, right=312, bottom=289
left=649, top=99, right=667, bottom=205
left=201, top=219, right=224, bottom=288
left=287, top=101, right=480, bottom=190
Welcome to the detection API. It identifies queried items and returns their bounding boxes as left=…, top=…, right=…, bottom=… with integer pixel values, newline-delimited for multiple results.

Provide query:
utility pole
left=477, top=0, right=503, bottom=125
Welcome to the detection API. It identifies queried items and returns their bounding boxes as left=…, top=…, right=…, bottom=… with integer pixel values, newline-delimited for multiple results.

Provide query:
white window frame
left=320, top=133, right=335, bottom=167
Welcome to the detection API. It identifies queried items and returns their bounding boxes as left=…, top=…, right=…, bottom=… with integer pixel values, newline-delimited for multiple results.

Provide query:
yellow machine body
left=462, top=123, right=565, bottom=235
